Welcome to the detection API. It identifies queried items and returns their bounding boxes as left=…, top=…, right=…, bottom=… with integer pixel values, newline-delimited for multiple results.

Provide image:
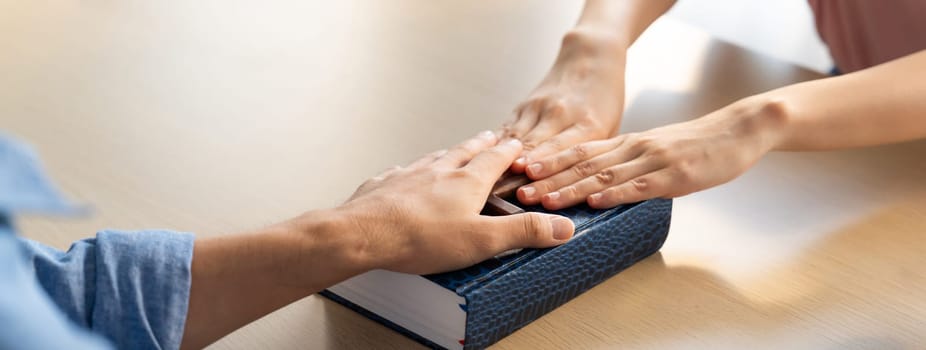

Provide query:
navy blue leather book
left=321, top=198, right=672, bottom=349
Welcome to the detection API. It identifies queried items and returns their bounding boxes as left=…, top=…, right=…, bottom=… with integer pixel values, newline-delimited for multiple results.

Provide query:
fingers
left=540, top=160, right=656, bottom=210
left=520, top=102, right=571, bottom=149
left=523, top=138, right=616, bottom=179
left=506, top=104, right=541, bottom=140
left=464, top=139, right=524, bottom=177
left=512, top=127, right=591, bottom=172
left=587, top=169, right=673, bottom=208
left=476, top=213, right=574, bottom=255
left=516, top=140, right=642, bottom=206
left=519, top=121, right=566, bottom=154
left=537, top=159, right=657, bottom=209
left=436, top=130, right=499, bottom=168
left=368, top=165, right=403, bottom=184
left=352, top=165, right=402, bottom=198
left=407, top=149, right=447, bottom=169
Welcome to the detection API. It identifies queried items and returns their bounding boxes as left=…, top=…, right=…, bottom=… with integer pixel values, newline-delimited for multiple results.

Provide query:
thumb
left=481, top=213, right=575, bottom=252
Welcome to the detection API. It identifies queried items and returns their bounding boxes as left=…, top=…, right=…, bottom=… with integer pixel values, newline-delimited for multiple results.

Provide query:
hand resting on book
left=338, top=130, right=576, bottom=275
left=183, top=131, right=575, bottom=348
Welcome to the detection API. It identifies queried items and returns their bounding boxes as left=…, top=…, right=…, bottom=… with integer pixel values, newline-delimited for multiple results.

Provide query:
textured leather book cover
left=321, top=198, right=673, bottom=349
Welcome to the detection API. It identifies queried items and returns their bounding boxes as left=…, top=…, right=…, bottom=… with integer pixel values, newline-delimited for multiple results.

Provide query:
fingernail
left=551, top=217, right=574, bottom=240
left=527, top=163, right=543, bottom=175
left=545, top=191, right=560, bottom=201
left=507, top=139, right=522, bottom=147
left=589, top=193, right=602, bottom=203
left=520, top=186, right=535, bottom=198
left=478, top=130, right=495, bottom=139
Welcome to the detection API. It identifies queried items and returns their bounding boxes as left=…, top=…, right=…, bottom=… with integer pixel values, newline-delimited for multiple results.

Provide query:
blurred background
left=669, top=0, right=832, bottom=72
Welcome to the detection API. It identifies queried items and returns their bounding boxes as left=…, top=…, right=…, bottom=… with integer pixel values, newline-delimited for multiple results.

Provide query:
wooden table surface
left=3, top=1, right=926, bottom=349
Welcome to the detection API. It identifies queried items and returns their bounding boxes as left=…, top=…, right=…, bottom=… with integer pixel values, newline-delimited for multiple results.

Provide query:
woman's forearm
left=573, top=0, right=676, bottom=47
left=560, top=0, right=676, bottom=59
left=764, top=50, right=926, bottom=151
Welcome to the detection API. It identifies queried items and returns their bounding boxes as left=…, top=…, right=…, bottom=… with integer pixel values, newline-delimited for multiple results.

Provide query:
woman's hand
left=338, top=131, right=575, bottom=275
left=503, top=30, right=627, bottom=173
left=515, top=98, right=788, bottom=210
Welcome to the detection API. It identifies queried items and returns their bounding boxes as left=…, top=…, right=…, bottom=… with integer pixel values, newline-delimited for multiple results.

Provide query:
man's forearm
left=180, top=209, right=367, bottom=349
left=745, top=50, right=926, bottom=151
left=177, top=134, right=573, bottom=349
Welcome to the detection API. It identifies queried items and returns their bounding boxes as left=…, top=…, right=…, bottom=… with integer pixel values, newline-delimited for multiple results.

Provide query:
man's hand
left=339, top=131, right=575, bottom=275
left=183, top=132, right=575, bottom=349
left=504, top=30, right=627, bottom=173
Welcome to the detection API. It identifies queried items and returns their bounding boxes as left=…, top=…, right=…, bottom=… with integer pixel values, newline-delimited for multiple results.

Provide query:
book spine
left=461, top=198, right=672, bottom=349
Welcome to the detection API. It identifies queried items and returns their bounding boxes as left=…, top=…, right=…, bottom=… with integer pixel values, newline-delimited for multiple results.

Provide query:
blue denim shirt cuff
left=22, top=230, right=195, bottom=350
left=3, top=132, right=196, bottom=349
left=95, top=230, right=195, bottom=350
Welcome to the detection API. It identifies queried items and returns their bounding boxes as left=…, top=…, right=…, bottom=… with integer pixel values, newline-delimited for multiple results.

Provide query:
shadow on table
left=499, top=194, right=926, bottom=349
left=622, top=37, right=926, bottom=259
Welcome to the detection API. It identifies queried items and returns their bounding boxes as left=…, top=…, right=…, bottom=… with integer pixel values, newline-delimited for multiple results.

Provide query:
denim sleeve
left=0, top=222, right=114, bottom=350
left=1, top=132, right=195, bottom=349
left=19, top=230, right=195, bottom=350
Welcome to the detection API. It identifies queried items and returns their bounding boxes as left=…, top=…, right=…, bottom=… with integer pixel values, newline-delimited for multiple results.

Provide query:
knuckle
left=674, top=162, right=694, bottom=183
left=524, top=99, right=544, bottom=113
left=522, top=140, right=539, bottom=151
left=603, top=187, right=624, bottom=204
left=462, top=168, right=482, bottom=180
left=630, top=177, right=650, bottom=193
left=608, top=135, right=627, bottom=148
left=572, top=160, right=596, bottom=178
left=525, top=137, right=562, bottom=156
left=548, top=138, right=565, bottom=152
left=574, top=109, right=598, bottom=126
left=644, top=144, right=673, bottom=162
left=521, top=214, right=545, bottom=242
left=483, top=147, right=507, bottom=158
left=363, top=178, right=381, bottom=187
left=544, top=100, right=567, bottom=116
left=467, top=137, right=486, bottom=149
left=627, top=135, right=652, bottom=153
left=448, top=168, right=475, bottom=181
left=595, top=168, right=615, bottom=185
left=532, top=180, right=553, bottom=194
left=571, top=143, right=590, bottom=160
left=453, top=141, right=474, bottom=154
left=459, top=141, right=486, bottom=155
left=560, top=185, right=580, bottom=199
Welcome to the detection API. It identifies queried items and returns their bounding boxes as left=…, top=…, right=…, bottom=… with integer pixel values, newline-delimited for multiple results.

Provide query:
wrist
left=287, top=208, right=375, bottom=284
left=558, top=28, right=628, bottom=64
left=722, top=95, right=792, bottom=153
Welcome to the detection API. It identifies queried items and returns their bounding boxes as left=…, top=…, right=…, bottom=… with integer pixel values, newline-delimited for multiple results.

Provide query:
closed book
left=321, top=198, right=673, bottom=349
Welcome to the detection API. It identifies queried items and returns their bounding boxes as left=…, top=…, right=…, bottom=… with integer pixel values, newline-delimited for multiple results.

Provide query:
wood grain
left=2, top=1, right=925, bottom=349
